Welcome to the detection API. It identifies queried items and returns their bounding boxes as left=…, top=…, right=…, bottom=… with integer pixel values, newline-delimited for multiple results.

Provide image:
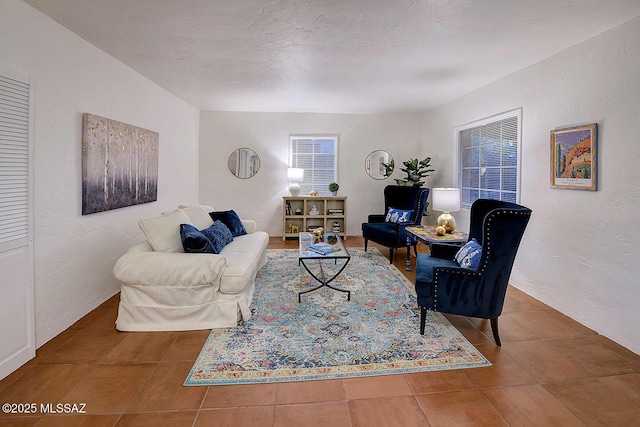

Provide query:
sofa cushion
left=415, top=253, right=459, bottom=284
left=201, top=220, right=234, bottom=253
left=180, top=224, right=215, bottom=253
left=114, top=251, right=226, bottom=289
left=210, top=210, right=247, bottom=237
left=139, top=209, right=191, bottom=253
left=240, top=219, right=257, bottom=234
left=218, top=231, right=269, bottom=294
left=177, top=204, right=215, bottom=230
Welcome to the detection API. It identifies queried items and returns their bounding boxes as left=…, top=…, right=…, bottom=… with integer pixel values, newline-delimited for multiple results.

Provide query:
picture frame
left=550, top=123, right=597, bottom=191
left=82, top=113, right=159, bottom=214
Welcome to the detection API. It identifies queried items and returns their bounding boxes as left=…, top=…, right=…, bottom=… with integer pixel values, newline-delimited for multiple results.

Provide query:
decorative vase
left=289, top=182, right=301, bottom=196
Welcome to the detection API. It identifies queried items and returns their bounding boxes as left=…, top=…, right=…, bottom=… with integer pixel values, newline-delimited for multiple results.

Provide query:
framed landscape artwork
left=82, top=113, right=159, bottom=214
left=550, top=123, right=597, bottom=191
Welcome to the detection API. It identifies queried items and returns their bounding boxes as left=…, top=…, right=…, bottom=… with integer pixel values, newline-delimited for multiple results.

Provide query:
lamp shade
left=432, top=188, right=461, bottom=213
left=287, top=167, right=304, bottom=183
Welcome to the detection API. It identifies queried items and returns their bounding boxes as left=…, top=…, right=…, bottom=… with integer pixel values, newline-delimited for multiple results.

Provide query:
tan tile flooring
left=1, top=237, right=640, bottom=426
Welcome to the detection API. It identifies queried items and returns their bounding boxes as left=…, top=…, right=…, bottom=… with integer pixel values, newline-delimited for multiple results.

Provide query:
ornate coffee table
left=298, top=232, right=351, bottom=302
left=405, top=225, right=468, bottom=271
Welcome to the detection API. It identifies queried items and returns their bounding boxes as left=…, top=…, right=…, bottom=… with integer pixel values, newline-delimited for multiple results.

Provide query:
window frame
left=454, top=108, right=522, bottom=209
left=289, top=134, right=339, bottom=196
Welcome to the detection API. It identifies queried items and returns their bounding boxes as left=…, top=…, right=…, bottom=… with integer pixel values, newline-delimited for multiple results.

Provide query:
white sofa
left=113, top=204, right=269, bottom=331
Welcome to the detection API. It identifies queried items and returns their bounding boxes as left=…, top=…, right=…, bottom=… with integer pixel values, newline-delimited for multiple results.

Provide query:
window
left=456, top=109, right=521, bottom=209
left=289, top=135, right=338, bottom=196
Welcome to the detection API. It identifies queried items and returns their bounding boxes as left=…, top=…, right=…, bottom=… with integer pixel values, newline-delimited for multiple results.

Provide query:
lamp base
left=289, top=182, right=301, bottom=197
left=437, top=212, right=456, bottom=233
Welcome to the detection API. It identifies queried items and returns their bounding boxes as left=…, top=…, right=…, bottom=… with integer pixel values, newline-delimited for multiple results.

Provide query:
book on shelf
left=327, top=208, right=343, bottom=215
left=307, top=242, right=339, bottom=255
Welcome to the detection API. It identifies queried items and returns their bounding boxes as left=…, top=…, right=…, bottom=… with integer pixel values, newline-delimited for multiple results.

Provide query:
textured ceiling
left=23, top=0, right=640, bottom=113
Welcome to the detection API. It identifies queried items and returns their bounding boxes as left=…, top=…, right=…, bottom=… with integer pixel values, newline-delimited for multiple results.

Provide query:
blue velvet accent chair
left=414, top=199, right=532, bottom=346
left=362, top=185, right=430, bottom=263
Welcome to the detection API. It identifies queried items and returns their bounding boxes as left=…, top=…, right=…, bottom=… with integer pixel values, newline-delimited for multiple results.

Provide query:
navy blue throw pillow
left=209, top=210, right=247, bottom=237
left=201, top=220, right=234, bottom=253
left=454, top=238, right=482, bottom=269
left=180, top=224, right=215, bottom=253
left=384, top=207, right=414, bottom=223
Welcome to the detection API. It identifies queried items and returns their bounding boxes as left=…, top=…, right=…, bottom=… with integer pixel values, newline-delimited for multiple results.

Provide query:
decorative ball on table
left=435, top=225, right=446, bottom=236
left=437, top=215, right=456, bottom=233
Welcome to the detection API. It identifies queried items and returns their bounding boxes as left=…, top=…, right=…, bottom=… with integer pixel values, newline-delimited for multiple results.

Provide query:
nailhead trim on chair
left=414, top=189, right=427, bottom=222
left=430, top=208, right=531, bottom=312
left=395, top=187, right=429, bottom=247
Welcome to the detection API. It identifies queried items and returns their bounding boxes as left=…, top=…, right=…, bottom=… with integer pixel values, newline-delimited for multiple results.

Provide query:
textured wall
left=199, top=111, right=424, bottom=236
left=420, top=17, right=640, bottom=353
left=1, top=0, right=200, bottom=347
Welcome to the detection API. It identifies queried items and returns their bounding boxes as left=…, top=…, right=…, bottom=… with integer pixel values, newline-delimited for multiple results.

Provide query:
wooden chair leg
left=413, top=243, right=418, bottom=257
left=388, top=248, right=394, bottom=263
left=420, top=307, right=426, bottom=335
left=490, top=318, right=501, bottom=346
left=364, top=239, right=368, bottom=252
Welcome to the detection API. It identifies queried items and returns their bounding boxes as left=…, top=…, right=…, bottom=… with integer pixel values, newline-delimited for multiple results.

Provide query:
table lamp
left=432, top=188, right=461, bottom=233
left=287, top=168, right=304, bottom=196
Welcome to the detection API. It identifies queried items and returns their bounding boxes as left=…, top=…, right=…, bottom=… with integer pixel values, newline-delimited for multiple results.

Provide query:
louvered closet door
left=0, top=67, right=35, bottom=380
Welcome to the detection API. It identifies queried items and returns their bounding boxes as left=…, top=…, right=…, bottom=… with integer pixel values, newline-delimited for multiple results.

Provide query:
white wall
left=199, top=111, right=423, bottom=236
left=420, top=17, right=640, bottom=353
left=1, top=0, right=200, bottom=347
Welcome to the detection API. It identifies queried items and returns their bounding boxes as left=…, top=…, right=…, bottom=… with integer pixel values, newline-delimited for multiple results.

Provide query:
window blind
left=0, top=74, right=30, bottom=247
left=458, top=111, right=520, bottom=208
left=290, top=136, right=337, bottom=196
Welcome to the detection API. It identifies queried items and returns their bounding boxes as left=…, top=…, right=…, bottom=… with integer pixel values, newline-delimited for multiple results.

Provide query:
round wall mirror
left=228, top=148, right=260, bottom=178
left=365, top=150, right=394, bottom=179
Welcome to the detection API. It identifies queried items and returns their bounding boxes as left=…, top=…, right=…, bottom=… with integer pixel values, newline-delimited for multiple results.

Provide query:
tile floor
left=1, top=237, right=639, bottom=426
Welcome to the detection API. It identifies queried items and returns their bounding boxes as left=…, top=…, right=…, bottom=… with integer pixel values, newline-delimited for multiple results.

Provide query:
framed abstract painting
left=82, top=113, right=159, bottom=214
left=550, top=123, right=597, bottom=191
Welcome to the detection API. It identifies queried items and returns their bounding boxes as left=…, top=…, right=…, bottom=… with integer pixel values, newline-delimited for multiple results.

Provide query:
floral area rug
left=184, top=248, right=490, bottom=385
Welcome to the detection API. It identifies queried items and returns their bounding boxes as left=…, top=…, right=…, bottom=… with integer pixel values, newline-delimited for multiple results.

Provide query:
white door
left=0, top=67, right=35, bottom=380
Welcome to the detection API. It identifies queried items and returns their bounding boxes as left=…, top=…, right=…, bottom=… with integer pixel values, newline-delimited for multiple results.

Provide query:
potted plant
left=394, top=157, right=434, bottom=187
left=329, top=182, right=339, bottom=196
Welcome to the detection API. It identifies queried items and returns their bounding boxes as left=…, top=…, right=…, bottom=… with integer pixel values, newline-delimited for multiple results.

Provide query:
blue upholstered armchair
left=414, top=199, right=532, bottom=346
left=362, top=185, right=430, bottom=263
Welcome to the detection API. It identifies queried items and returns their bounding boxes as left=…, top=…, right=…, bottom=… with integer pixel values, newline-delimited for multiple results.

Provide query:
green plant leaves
left=394, top=157, right=434, bottom=187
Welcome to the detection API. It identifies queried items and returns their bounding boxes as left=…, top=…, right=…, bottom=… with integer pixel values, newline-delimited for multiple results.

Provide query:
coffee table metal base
left=298, top=258, right=351, bottom=302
